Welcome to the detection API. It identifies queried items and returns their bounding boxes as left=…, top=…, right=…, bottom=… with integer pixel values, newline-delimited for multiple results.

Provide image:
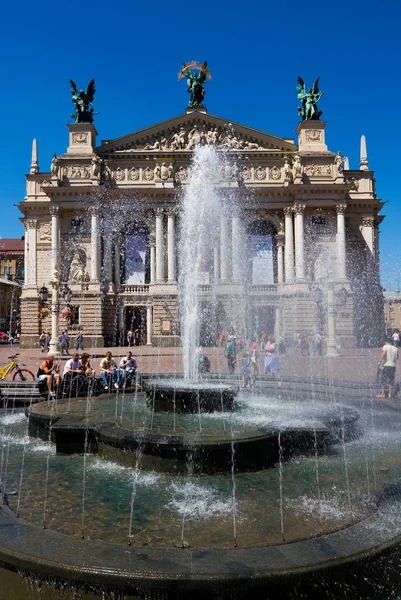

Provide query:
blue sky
left=1, top=0, right=400, bottom=288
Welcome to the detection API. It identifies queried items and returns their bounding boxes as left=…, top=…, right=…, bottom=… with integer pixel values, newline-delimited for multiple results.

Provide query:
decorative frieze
left=269, top=166, right=281, bottom=180
left=303, top=164, right=332, bottom=177
left=63, top=165, right=91, bottom=179
left=72, top=132, right=89, bottom=145
left=128, top=167, right=140, bottom=181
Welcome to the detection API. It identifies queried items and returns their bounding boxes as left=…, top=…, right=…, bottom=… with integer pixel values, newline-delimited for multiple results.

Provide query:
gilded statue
left=297, top=77, right=323, bottom=121
left=178, top=61, right=211, bottom=108
left=70, top=79, right=98, bottom=124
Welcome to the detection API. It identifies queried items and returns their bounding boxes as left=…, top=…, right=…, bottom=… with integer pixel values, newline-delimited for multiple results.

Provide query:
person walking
left=39, top=331, right=46, bottom=352
left=376, top=338, right=398, bottom=400
left=59, top=331, right=70, bottom=356
left=127, top=329, right=134, bottom=347
left=264, top=337, right=279, bottom=375
left=226, top=337, right=236, bottom=375
left=75, top=331, right=84, bottom=351
left=314, top=332, right=322, bottom=356
left=392, top=331, right=400, bottom=348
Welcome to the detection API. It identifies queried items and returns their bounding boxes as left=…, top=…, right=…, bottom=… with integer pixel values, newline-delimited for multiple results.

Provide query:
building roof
left=0, top=238, right=24, bottom=254
left=384, top=291, right=401, bottom=301
left=0, top=278, right=22, bottom=288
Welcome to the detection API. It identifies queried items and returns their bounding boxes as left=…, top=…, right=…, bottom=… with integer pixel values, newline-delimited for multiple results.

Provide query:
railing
left=120, top=284, right=150, bottom=294
left=250, top=285, right=277, bottom=293
left=119, top=283, right=277, bottom=295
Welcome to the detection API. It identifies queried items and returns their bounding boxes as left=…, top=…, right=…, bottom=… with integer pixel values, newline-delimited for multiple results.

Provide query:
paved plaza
left=0, top=343, right=384, bottom=384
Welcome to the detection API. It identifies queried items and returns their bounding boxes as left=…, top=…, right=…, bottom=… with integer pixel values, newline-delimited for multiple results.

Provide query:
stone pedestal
left=66, top=124, right=98, bottom=156
left=296, top=121, right=327, bottom=153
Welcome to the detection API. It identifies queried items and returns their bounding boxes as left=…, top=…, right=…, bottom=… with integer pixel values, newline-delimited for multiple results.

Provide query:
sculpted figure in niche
left=51, top=154, right=59, bottom=177
left=160, top=162, right=171, bottom=180
left=65, top=248, right=87, bottom=282
left=293, top=154, right=302, bottom=176
left=91, top=155, right=102, bottom=178
left=154, top=163, right=161, bottom=179
left=335, top=151, right=344, bottom=173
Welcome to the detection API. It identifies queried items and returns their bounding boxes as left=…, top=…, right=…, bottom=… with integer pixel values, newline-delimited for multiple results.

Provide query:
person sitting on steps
left=37, top=355, right=61, bottom=398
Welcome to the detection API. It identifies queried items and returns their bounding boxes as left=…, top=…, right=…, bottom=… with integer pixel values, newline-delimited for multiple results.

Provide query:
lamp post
left=38, top=282, right=74, bottom=356
left=8, top=286, right=17, bottom=341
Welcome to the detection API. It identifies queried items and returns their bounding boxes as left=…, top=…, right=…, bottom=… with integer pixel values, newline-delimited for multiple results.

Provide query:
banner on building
left=251, top=235, right=274, bottom=284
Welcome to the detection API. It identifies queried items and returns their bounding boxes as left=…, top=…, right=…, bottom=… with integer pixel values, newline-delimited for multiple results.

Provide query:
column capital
left=335, top=204, right=347, bottom=215
left=362, top=216, right=375, bottom=227
left=89, top=205, right=100, bottom=216
left=293, top=203, right=306, bottom=215
left=155, top=207, right=165, bottom=218
left=283, top=206, right=293, bottom=217
left=166, top=206, right=177, bottom=218
left=49, top=206, right=60, bottom=216
left=28, top=219, right=38, bottom=229
left=22, top=219, right=29, bottom=231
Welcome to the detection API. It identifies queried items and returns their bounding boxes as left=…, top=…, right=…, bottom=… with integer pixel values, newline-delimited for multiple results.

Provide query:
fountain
left=1, top=145, right=401, bottom=599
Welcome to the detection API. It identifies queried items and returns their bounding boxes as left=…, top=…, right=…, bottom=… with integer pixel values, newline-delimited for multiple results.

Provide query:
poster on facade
left=125, top=235, right=145, bottom=284
left=251, top=235, right=274, bottom=284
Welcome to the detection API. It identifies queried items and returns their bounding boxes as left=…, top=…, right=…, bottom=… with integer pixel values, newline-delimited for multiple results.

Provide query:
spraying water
left=179, top=145, right=235, bottom=380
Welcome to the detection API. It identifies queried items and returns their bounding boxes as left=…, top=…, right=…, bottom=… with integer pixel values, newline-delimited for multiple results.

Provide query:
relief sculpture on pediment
left=119, top=124, right=270, bottom=153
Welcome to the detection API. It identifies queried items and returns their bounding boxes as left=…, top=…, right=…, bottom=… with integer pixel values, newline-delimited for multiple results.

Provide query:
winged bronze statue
left=297, top=76, right=323, bottom=121
left=178, top=61, right=211, bottom=108
left=70, top=79, right=98, bottom=124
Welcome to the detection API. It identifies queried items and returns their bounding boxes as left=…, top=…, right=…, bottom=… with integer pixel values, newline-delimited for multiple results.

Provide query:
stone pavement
left=0, top=343, right=384, bottom=384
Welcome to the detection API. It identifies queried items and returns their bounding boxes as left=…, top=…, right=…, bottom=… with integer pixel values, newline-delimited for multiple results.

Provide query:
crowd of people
left=37, top=350, right=141, bottom=398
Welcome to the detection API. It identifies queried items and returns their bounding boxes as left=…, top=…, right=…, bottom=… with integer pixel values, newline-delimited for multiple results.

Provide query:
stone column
left=274, top=306, right=282, bottom=341
left=146, top=305, right=153, bottom=345
left=167, top=210, right=176, bottom=282
left=361, top=216, right=375, bottom=256
left=114, top=235, right=121, bottom=287
left=149, top=232, right=156, bottom=283
left=336, top=205, right=347, bottom=280
left=23, top=221, right=29, bottom=283
left=155, top=209, right=165, bottom=282
left=220, top=214, right=230, bottom=282
left=213, top=244, right=220, bottom=282
left=326, top=283, right=339, bottom=357
left=284, top=207, right=294, bottom=283
left=50, top=206, right=60, bottom=280
left=27, top=219, right=37, bottom=285
left=231, top=214, right=241, bottom=282
left=103, top=236, right=113, bottom=291
left=294, top=204, right=306, bottom=282
left=90, top=207, right=100, bottom=282
left=276, top=232, right=285, bottom=285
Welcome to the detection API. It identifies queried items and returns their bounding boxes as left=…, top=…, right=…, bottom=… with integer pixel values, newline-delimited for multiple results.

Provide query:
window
left=312, top=216, right=326, bottom=225
left=390, top=319, right=395, bottom=326
left=390, top=306, right=395, bottom=313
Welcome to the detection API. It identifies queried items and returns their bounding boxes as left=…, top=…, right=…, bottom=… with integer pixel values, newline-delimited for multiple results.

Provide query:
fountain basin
left=144, top=379, right=238, bottom=413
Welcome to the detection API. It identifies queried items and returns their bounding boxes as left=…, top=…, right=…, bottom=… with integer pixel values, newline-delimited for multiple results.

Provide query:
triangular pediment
left=96, top=111, right=296, bottom=155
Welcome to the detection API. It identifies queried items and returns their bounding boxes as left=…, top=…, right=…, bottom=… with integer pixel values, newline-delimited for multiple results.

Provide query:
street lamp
left=39, top=284, right=49, bottom=303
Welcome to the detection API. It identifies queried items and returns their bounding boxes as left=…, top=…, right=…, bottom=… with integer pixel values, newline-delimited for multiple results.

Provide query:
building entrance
left=124, top=307, right=147, bottom=346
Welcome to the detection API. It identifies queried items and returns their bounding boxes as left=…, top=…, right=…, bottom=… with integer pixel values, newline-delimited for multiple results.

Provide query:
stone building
left=0, top=238, right=24, bottom=281
left=384, top=291, right=401, bottom=332
left=18, top=106, right=384, bottom=348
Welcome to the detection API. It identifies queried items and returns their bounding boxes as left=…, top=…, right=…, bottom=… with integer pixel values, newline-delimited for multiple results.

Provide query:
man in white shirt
left=377, top=338, right=398, bottom=400
left=392, top=331, right=400, bottom=348
left=119, top=351, right=141, bottom=389
left=63, top=352, right=82, bottom=392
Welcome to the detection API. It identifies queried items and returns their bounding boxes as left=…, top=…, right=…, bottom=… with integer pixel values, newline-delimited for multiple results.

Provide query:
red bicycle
left=0, top=354, right=35, bottom=382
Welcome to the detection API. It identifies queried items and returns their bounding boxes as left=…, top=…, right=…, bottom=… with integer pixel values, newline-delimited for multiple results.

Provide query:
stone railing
left=120, top=284, right=150, bottom=294
left=250, top=284, right=277, bottom=293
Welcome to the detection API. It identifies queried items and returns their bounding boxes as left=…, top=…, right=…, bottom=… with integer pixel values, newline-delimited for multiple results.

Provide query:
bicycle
left=0, top=354, right=35, bottom=382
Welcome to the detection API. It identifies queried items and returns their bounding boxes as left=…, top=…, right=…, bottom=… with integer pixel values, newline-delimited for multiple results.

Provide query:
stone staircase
left=0, top=380, right=45, bottom=408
